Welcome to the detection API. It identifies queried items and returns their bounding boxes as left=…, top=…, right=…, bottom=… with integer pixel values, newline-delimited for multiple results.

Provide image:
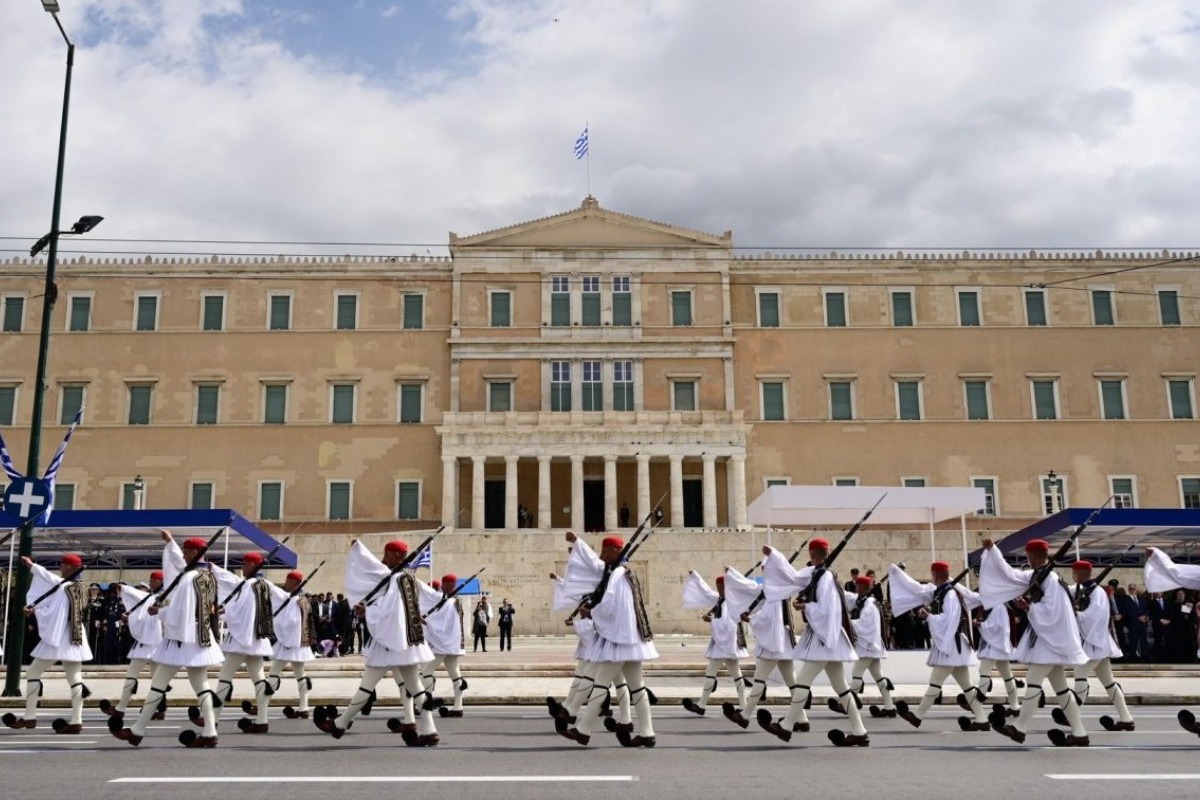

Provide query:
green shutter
left=671, top=292, right=692, bottom=326
left=674, top=381, right=696, bottom=411
left=612, top=293, right=631, bottom=326
left=1159, top=291, right=1181, bottom=325
left=1025, top=292, right=1047, bottom=326
left=1033, top=381, right=1057, bottom=420
left=129, top=386, right=152, bottom=425
left=1092, top=291, right=1114, bottom=325
left=264, top=385, right=287, bottom=423
left=202, top=296, right=224, bottom=331
left=400, top=385, right=422, bottom=423
left=759, top=293, right=779, bottom=327
left=490, top=292, right=511, bottom=327
left=136, top=296, right=157, bottom=331
left=332, top=385, right=355, bottom=423
left=2, top=297, right=23, bottom=332
left=397, top=482, right=419, bottom=519
left=0, top=386, right=14, bottom=426
left=581, top=292, right=601, bottom=326
left=958, top=292, right=980, bottom=326
left=260, top=483, right=282, bottom=520
left=897, top=382, right=921, bottom=420
left=490, top=382, right=511, bottom=412
left=55, top=484, right=75, bottom=511
left=403, top=294, right=424, bottom=329
left=191, top=483, right=213, bottom=509
left=825, top=293, right=846, bottom=327
left=1101, top=380, right=1125, bottom=419
left=1183, top=479, right=1200, bottom=508
left=1169, top=380, right=1194, bottom=419
left=336, top=295, right=357, bottom=330
left=69, top=296, right=91, bottom=331
left=196, top=385, right=219, bottom=424
left=61, top=386, right=83, bottom=424
left=965, top=381, right=989, bottom=420
left=613, top=383, right=633, bottom=411
left=551, top=293, right=570, bottom=326
left=329, top=483, right=351, bottom=519
left=762, top=383, right=785, bottom=420
left=830, top=382, right=853, bottom=420
left=122, top=483, right=137, bottom=510
left=269, top=295, right=291, bottom=330
left=891, top=292, right=912, bottom=327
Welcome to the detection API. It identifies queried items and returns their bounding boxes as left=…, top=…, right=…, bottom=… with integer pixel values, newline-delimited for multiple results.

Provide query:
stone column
left=669, top=454, right=684, bottom=528
left=702, top=453, right=718, bottom=528
left=636, top=453, right=651, bottom=524
left=441, top=456, right=457, bottom=527
left=537, top=455, right=552, bottom=529
left=471, top=455, right=486, bottom=529
left=729, top=454, right=747, bottom=528
left=603, top=455, right=618, bottom=531
left=570, top=454, right=585, bottom=532
left=505, top=455, right=519, bottom=530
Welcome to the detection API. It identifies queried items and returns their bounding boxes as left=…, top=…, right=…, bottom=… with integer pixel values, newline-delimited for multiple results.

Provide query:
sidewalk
left=5, top=636, right=1199, bottom=707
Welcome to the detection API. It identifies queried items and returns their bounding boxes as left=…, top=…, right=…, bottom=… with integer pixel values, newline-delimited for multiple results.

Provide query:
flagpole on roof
left=586, top=121, right=591, bottom=196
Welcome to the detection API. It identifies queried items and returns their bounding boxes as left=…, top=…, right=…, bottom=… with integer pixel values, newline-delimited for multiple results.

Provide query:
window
left=0, top=385, right=15, bottom=426
left=135, top=294, right=159, bottom=331
left=758, top=291, right=780, bottom=328
left=2, top=296, right=25, bottom=332
left=488, top=381, right=512, bottom=412
left=612, top=276, right=632, bottom=326
left=896, top=380, right=922, bottom=421
left=68, top=295, right=91, bottom=332
left=1158, top=289, right=1181, bottom=326
left=1182, top=478, right=1200, bottom=509
left=972, top=478, right=997, bottom=515
left=195, top=384, right=220, bottom=425
left=1024, top=290, right=1047, bottom=326
left=328, top=481, right=352, bottom=520
left=581, top=276, right=601, bottom=326
left=891, top=290, right=913, bottom=327
left=902, top=477, right=927, bottom=488
left=263, top=384, right=288, bottom=424
left=201, top=293, right=225, bottom=331
left=398, top=383, right=423, bottom=423
left=671, top=290, right=693, bottom=326
left=833, top=477, right=859, bottom=487
left=824, top=290, right=847, bottom=327
left=490, top=291, right=511, bottom=328
left=581, top=361, right=602, bottom=411
left=828, top=381, right=855, bottom=421
left=1168, top=378, right=1195, bottom=420
left=397, top=481, right=420, bottom=520
left=1031, top=379, right=1058, bottom=420
left=1091, top=289, right=1114, bottom=325
left=190, top=482, right=214, bottom=510
left=402, top=293, right=424, bottom=330
left=550, top=361, right=571, bottom=412
left=1099, top=378, right=1126, bottom=420
left=613, top=361, right=634, bottom=411
left=331, top=384, right=356, bottom=423
left=259, top=481, right=283, bottom=520
left=128, top=384, right=153, bottom=425
left=1109, top=477, right=1136, bottom=509
left=550, top=276, right=570, bottom=326
left=1041, top=474, right=1068, bottom=515
left=335, top=293, right=358, bottom=330
left=964, top=380, right=990, bottom=421
left=120, top=482, right=141, bottom=511
left=268, top=293, right=292, bottom=330
left=672, top=380, right=697, bottom=412
left=957, top=290, right=980, bottom=327
left=60, top=385, right=84, bottom=425
left=765, top=477, right=790, bottom=489
left=761, top=381, right=786, bottom=421
left=54, top=483, right=75, bottom=512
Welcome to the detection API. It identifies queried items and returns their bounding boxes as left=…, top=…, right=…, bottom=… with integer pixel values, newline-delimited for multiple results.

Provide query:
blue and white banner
left=0, top=406, right=83, bottom=524
left=573, top=126, right=589, bottom=160
left=410, top=542, right=433, bottom=570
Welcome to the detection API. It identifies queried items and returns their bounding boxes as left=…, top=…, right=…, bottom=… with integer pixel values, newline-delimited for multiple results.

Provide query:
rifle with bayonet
left=424, top=566, right=487, bottom=618
left=1026, top=497, right=1113, bottom=603
left=272, top=560, right=326, bottom=618
left=219, top=536, right=291, bottom=607
left=361, top=526, right=446, bottom=607
left=128, top=527, right=225, bottom=614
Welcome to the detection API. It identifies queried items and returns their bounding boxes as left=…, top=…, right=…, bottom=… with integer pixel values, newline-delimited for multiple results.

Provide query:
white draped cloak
left=420, top=592, right=466, bottom=657
left=1144, top=547, right=1200, bottom=592
left=886, top=565, right=978, bottom=667
left=345, top=541, right=433, bottom=667
left=212, top=564, right=274, bottom=658
left=1072, top=582, right=1122, bottom=661
left=682, top=572, right=747, bottom=660
left=150, top=542, right=224, bottom=668
left=761, top=547, right=857, bottom=663
left=27, top=564, right=92, bottom=663
left=120, top=584, right=163, bottom=661
left=724, top=566, right=792, bottom=660
left=847, top=593, right=888, bottom=660
left=974, top=601, right=1015, bottom=661
left=562, top=538, right=658, bottom=663
left=978, top=548, right=1086, bottom=666
left=551, top=574, right=593, bottom=661
left=267, top=582, right=315, bottom=663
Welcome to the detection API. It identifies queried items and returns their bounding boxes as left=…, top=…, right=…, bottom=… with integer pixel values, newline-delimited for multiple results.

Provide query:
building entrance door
left=682, top=479, right=703, bottom=527
left=583, top=479, right=605, bottom=532
left=484, top=480, right=505, bottom=529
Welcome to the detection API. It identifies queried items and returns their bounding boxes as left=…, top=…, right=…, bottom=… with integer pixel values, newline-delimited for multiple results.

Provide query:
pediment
left=449, top=197, right=731, bottom=250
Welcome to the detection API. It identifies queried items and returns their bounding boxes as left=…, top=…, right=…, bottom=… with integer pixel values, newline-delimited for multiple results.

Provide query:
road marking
left=1047, top=775, right=1200, bottom=781
left=0, top=740, right=97, bottom=745
left=112, top=776, right=638, bottom=784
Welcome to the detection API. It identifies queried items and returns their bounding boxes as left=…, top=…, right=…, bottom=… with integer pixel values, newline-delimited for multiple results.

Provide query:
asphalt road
left=4, top=704, right=1200, bottom=800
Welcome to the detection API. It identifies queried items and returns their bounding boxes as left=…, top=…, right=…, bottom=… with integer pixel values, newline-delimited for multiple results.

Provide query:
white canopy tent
left=747, top=485, right=988, bottom=573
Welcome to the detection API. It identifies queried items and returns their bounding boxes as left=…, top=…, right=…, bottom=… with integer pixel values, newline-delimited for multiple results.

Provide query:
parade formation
left=4, top=506, right=1200, bottom=753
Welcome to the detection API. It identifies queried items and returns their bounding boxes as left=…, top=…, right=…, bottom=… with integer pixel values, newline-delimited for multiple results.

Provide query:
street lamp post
left=2, top=2, right=102, bottom=696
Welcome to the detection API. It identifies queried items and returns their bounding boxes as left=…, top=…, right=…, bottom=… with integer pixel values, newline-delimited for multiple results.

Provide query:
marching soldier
left=1143, top=547, right=1200, bottom=737
left=546, top=570, right=627, bottom=729
left=1061, top=560, right=1134, bottom=732
left=681, top=573, right=747, bottom=716
left=99, top=572, right=166, bottom=723
left=240, top=569, right=317, bottom=730
left=961, top=599, right=1021, bottom=717
left=420, top=573, right=469, bottom=718
left=830, top=574, right=896, bottom=719
left=206, top=552, right=276, bottom=732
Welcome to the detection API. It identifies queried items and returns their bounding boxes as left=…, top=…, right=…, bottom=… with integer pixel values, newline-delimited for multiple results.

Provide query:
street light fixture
left=133, top=475, right=145, bottom=511
left=3, top=2, right=101, bottom=696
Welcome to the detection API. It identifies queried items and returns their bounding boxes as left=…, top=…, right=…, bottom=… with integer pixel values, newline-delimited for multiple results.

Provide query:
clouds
left=2, top=0, right=1199, bottom=260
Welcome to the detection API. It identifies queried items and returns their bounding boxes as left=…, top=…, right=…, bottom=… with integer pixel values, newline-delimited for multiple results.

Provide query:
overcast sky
left=3, top=0, right=1199, bottom=259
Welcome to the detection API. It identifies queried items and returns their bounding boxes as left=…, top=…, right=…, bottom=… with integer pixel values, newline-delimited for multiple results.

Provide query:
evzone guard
left=963, top=598, right=1022, bottom=717
left=887, top=561, right=991, bottom=732
left=681, top=572, right=748, bottom=716
left=99, top=571, right=167, bottom=723
left=204, top=552, right=276, bottom=733
left=3, top=554, right=91, bottom=734
left=419, top=573, right=470, bottom=718
left=546, top=571, right=626, bottom=728
left=240, top=569, right=318, bottom=729
left=720, top=564, right=798, bottom=729
left=111, top=530, right=225, bottom=748
left=1143, top=546, right=1200, bottom=738
left=1060, top=559, right=1134, bottom=732
left=829, top=574, right=897, bottom=720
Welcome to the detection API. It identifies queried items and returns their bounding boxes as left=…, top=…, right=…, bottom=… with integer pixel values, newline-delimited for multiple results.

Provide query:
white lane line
left=0, top=740, right=98, bottom=745
left=112, top=776, right=639, bottom=784
left=1047, top=775, right=1200, bottom=781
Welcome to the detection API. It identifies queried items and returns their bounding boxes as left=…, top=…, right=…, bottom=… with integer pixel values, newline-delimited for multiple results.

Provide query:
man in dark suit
left=335, top=594, right=353, bottom=655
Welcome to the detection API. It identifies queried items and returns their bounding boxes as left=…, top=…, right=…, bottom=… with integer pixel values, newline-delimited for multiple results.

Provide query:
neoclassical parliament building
left=2, top=198, right=1198, bottom=540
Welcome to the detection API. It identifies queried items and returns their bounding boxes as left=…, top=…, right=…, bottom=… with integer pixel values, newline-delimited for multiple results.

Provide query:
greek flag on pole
left=573, top=126, right=589, bottom=160
left=411, top=542, right=433, bottom=570
left=0, top=406, right=82, bottom=523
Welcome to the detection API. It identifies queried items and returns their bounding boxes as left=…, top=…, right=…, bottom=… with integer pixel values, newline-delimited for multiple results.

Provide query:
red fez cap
left=715, top=576, right=725, bottom=585
left=150, top=570, right=164, bottom=581
left=931, top=561, right=951, bottom=573
left=442, top=574, right=458, bottom=585
left=601, top=536, right=624, bottom=550
left=385, top=540, right=409, bottom=556
left=854, top=575, right=873, bottom=588
left=1025, top=539, right=1050, bottom=553
left=243, top=552, right=264, bottom=567
left=61, top=553, right=83, bottom=568
left=1072, top=560, right=1093, bottom=571
left=286, top=570, right=304, bottom=582
left=809, top=538, right=830, bottom=551
left=431, top=580, right=441, bottom=590
left=182, top=537, right=207, bottom=551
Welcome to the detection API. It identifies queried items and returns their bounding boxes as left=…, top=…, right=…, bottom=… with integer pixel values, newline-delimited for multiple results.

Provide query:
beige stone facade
left=1, top=198, right=1197, bottom=631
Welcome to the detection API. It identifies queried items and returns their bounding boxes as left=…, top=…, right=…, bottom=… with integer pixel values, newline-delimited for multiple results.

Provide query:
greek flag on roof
left=0, top=406, right=83, bottom=524
left=411, top=542, right=432, bottom=569
left=573, top=126, right=589, bottom=160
